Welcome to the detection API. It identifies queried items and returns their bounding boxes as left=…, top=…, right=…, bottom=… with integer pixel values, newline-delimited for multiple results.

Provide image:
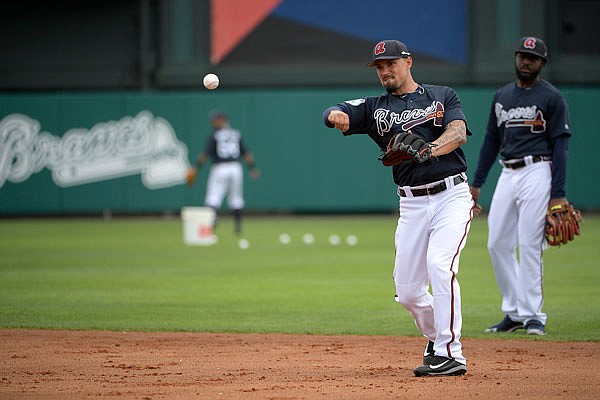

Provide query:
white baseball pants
left=204, top=162, right=245, bottom=210
left=393, top=176, right=473, bottom=365
left=487, top=160, right=551, bottom=325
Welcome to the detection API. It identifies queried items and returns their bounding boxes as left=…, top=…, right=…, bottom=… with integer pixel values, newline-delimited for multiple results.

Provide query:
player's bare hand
left=470, top=186, right=483, bottom=216
left=328, top=110, right=350, bottom=132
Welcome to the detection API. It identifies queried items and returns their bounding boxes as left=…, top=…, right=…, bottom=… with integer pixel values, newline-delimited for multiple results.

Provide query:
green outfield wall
left=0, top=87, right=597, bottom=215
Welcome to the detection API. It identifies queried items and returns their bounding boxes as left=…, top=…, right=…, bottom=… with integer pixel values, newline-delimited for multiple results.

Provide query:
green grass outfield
left=0, top=214, right=598, bottom=341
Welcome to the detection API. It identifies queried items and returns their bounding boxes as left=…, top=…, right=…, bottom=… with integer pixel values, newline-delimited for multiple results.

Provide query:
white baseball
left=203, top=73, right=219, bottom=90
left=328, top=234, right=341, bottom=246
left=238, top=238, right=249, bottom=250
left=346, top=234, right=358, bottom=246
left=302, top=233, right=315, bottom=245
left=279, top=233, right=291, bottom=245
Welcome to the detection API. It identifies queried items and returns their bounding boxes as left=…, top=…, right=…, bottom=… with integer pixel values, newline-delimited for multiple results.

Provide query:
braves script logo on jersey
left=495, top=103, right=546, bottom=133
left=374, top=101, right=444, bottom=136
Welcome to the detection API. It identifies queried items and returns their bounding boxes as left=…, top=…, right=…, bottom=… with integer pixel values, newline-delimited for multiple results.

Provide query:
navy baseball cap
left=515, top=36, right=547, bottom=61
left=209, top=109, right=227, bottom=121
left=367, top=40, right=411, bottom=67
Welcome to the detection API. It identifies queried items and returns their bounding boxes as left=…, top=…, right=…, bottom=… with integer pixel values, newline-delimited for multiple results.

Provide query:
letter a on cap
left=375, top=42, right=386, bottom=55
left=524, top=37, right=536, bottom=49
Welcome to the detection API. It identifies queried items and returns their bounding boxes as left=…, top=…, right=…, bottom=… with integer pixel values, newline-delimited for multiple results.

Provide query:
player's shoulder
left=421, top=83, right=454, bottom=93
left=421, top=84, right=461, bottom=101
left=341, top=94, right=385, bottom=108
left=216, top=126, right=241, bottom=137
left=537, top=79, right=565, bottom=97
left=495, top=82, right=515, bottom=95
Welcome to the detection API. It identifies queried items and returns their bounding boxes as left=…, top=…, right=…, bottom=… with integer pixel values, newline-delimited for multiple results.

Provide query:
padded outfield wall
left=0, top=87, right=597, bottom=215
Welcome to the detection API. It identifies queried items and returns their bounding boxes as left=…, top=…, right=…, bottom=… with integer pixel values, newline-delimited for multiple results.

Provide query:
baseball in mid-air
left=203, top=73, right=219, bottom=90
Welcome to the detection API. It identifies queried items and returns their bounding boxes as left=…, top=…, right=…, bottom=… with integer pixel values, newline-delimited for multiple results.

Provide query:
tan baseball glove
left=545, top=202, right=584, bottom=246
left=185, top=167, right=197, bottom=186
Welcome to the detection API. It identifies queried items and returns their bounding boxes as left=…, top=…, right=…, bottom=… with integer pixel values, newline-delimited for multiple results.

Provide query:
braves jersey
left=486, top=80, right=570, bottom=159
left=472, top=80, right=571, bottom=190
left=204, top=126, right=248, bottom=163
left=324, top=84, right=471, bottom=187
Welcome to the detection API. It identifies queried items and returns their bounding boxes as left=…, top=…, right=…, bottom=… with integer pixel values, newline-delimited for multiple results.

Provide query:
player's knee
left=394, top=290, right=425, bottom=308
left=487, top=238, right=513, bottom=254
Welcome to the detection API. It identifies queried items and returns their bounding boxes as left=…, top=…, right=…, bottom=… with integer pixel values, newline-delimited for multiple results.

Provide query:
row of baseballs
left=236, top=234, right=358, bottom=250
left=279, top=233, right=358, bottom=246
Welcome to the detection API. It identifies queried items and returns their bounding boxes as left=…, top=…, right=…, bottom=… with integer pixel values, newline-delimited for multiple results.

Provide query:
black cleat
left=484, top=315, right=524, bottom=333
left=423, top=340, right=435, bottom=366
left=413, top=356, right=467, bottom=377
left=525, top=319, right=546, bottom=335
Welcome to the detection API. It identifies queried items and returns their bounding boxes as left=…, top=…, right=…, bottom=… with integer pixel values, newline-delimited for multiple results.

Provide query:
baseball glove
left=544, top=202, right=584, bottom=246
left=379, top=131, right=434, bottom=166
left=185, top=167, right=197, bottom=186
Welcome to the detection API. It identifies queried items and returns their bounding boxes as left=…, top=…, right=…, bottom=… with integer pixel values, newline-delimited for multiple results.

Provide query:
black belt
left=398, top=175, right=466, bottom=197
left=501, top=155, right=551, bottom=170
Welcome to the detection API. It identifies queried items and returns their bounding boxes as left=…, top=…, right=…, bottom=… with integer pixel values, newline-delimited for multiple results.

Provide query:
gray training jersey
left=204, top=126, right=248, bottom=163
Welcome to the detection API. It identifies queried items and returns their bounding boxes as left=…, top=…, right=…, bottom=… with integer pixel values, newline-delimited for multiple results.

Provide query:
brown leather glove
left=545, top=202, right=584, bottom=246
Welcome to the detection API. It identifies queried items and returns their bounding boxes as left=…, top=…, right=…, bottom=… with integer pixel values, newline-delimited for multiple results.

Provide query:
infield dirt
left=1, top=330, right=598, bottom=399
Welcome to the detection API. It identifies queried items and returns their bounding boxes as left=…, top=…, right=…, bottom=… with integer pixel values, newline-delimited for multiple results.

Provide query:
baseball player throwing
left=323, top=40, right=473, bottom=376
left=471, top=37, right=573, bottom=336
left=190, top=110, right=259, bottom=236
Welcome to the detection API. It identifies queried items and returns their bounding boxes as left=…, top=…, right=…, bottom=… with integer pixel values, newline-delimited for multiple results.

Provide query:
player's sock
left=209, top=207, right=219, bottom=232
left=233, top=208, right=242, bottom=235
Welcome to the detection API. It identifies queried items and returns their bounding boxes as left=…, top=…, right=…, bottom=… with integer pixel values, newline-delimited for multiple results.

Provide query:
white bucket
left=181, top=207, right=217, bottom=246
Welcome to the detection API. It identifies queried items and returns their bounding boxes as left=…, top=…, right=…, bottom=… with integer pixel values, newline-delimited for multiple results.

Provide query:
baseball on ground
left=346, top=234, right=358, bottom=246
left=203, top=73, right=219, bottom=90
left=328, top=234, right=341, bottom=246
left=279, top=233, right=291, bottom=245
left=302, top=233, right=314, bottom=245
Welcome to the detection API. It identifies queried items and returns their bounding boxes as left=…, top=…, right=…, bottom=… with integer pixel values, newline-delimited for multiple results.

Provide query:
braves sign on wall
left=0, top=111, right=191, bottom=190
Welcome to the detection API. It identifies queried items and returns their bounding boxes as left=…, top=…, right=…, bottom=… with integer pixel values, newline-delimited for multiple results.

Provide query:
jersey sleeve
left=442, top=87, right=472, bottom=135
left=203, top=134, right=216, bottom=158
left=550, top=135, right=569, bottom=198
left=322, top=98, right=372, bottom=135
left=471, top=95, right=502, bottom=188
left=546, top=93, right=572, bottom=140
left=239, top=137, right=248, bottom=156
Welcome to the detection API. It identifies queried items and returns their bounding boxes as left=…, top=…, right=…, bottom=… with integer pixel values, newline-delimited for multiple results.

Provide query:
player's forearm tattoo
left=432, top=120, right=467, bottom=156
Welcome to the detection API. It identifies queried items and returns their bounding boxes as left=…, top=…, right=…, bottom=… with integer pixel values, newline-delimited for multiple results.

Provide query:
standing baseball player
left=471, top=37, right=573, bottom=336
left=323, top=40, right=473, bottom=376
left=189, top=110, right=259, bottom=236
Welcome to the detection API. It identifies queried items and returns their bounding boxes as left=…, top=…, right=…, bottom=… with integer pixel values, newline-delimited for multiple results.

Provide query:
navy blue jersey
left=204, top=126, right=248, bottom=163
left=472, top=80, right=571, bottom=193
left=486, top=80, right=570, bottom=160
left=323, top=84, right=470, bottom=187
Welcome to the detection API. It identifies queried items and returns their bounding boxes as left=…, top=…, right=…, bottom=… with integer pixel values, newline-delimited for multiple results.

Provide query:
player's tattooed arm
left=431, top=120, right=467, bottom=156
